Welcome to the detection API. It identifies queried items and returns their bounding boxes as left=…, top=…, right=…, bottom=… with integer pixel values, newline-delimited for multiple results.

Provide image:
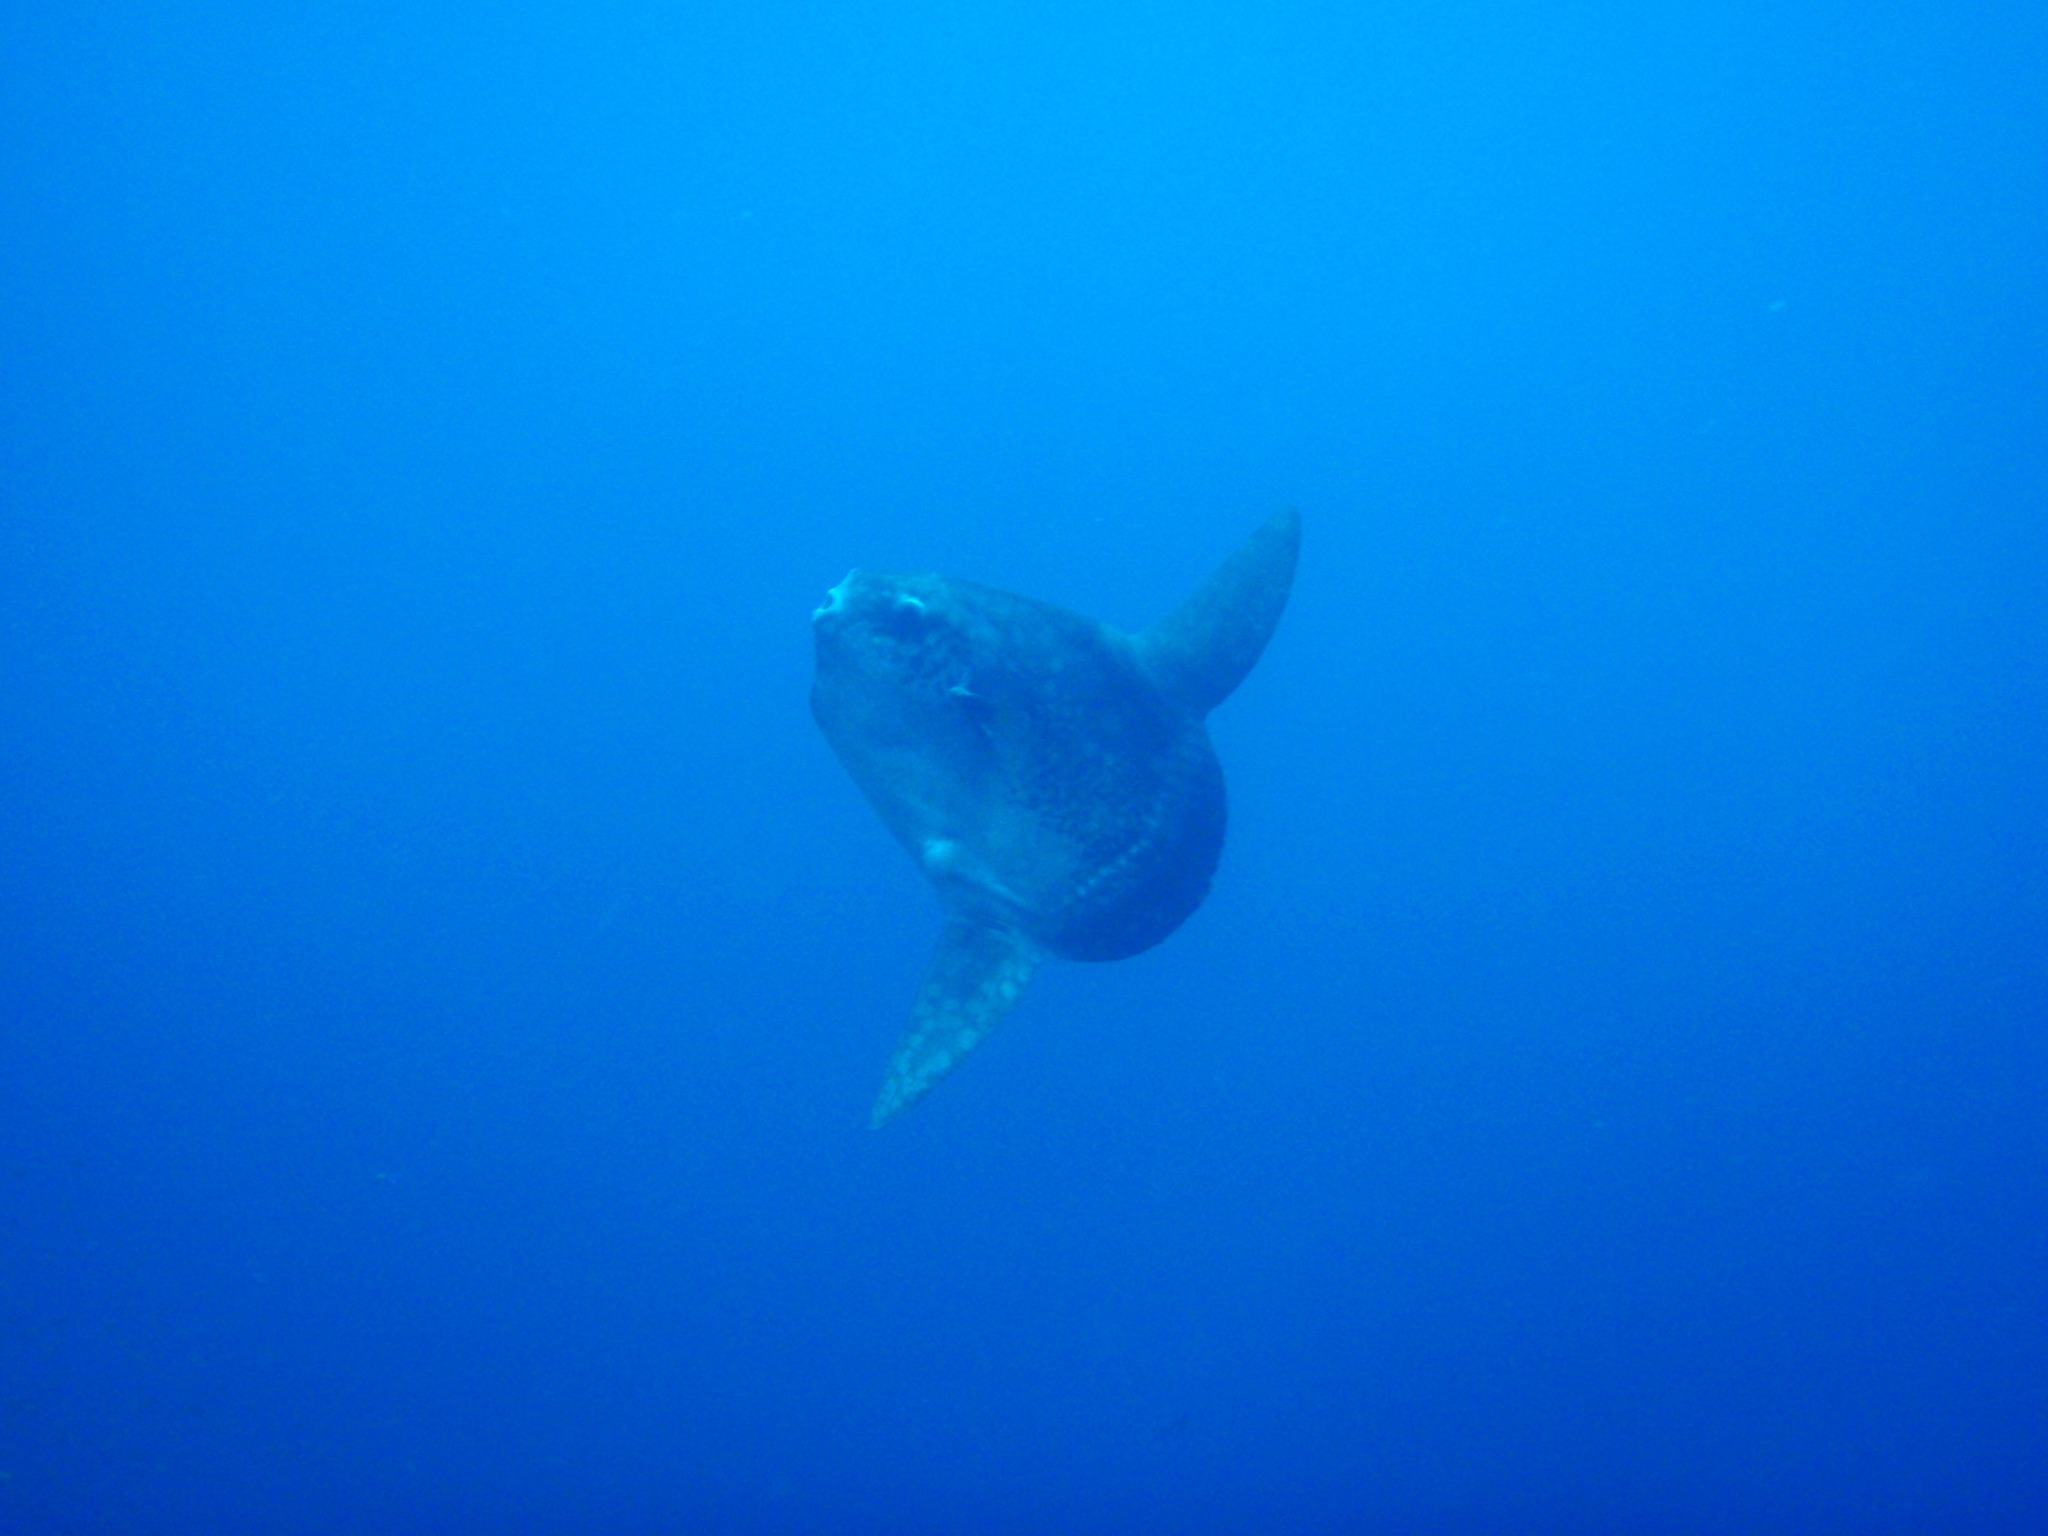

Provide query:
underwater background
left=3, top=1, right=2045, bottom=1530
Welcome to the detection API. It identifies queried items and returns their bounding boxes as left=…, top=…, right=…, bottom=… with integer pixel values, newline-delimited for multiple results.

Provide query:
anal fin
left=870, top=922, right=1040, bottom=1126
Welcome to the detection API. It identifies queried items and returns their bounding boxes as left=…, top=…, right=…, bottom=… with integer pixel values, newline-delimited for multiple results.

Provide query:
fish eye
left=880, top=594, right=931, bottom=639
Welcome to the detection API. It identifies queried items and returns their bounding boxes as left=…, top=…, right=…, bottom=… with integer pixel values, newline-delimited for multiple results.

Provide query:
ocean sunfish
left=811, top=509, right=1301, bottom=1125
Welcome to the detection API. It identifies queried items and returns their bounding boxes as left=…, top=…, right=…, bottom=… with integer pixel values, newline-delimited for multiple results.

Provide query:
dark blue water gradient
left=3, top=2, right=2044, bottom=1530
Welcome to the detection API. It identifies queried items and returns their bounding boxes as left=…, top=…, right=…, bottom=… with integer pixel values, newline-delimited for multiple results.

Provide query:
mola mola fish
left=811, top=509, right=1300, bottom=1125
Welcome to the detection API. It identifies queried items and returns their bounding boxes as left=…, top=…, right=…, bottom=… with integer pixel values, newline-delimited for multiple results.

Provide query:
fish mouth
left=813, top=570, right=857, bottom=622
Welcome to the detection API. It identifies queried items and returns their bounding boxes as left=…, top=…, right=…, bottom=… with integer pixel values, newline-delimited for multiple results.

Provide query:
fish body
left=811, top=510, right=1300, bottom=1123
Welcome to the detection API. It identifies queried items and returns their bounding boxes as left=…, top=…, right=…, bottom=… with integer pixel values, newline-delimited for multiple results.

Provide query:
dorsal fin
left=1133, top=509, right=1301, bottom=717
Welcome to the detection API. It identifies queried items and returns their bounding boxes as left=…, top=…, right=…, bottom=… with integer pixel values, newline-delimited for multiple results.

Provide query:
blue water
left=4, top=3, right=2044, bottom=1530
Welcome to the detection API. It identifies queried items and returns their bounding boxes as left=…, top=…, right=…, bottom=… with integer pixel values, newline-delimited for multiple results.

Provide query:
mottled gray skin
left=812, top=510, right=1299, bottom=1124
left=813, top=576, right=1224, bottom=962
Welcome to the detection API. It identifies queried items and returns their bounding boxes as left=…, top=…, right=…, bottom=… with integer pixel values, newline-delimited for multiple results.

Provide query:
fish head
left=810, top=569, right=999, bottom=857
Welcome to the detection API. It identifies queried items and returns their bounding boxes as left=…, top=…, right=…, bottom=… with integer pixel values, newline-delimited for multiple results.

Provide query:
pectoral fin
left=870, top=921, right=1041, bottom=1126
